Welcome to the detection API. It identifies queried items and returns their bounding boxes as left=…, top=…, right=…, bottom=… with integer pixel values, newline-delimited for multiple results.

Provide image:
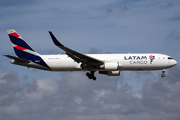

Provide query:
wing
left=49, top=32, right=104, bottom=68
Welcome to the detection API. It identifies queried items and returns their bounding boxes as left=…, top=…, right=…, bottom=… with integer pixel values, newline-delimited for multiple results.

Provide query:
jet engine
left=100, top=62, right=119, bottom=70
left=99, top=62, right=120, bottom=76
left=99, top=71, right=120, bottom=76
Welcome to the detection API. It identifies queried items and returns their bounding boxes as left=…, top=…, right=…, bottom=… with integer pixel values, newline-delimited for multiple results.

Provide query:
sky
left=0, top=0, right=180, bottom=120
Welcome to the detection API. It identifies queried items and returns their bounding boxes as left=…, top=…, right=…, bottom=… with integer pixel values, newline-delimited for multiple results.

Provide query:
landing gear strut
left=161, top=69, right=166, bottom=77
left=86, top=71, right=96, bottom=81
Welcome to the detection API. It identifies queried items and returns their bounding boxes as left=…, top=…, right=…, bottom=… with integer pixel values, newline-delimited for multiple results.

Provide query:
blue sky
left=0, top=0, right=180, bottom=120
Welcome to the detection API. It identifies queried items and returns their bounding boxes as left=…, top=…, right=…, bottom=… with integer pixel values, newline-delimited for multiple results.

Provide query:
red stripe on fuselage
left=14, top=46, right=27, bottom=51
left=9, top=32, right=20, bottom=38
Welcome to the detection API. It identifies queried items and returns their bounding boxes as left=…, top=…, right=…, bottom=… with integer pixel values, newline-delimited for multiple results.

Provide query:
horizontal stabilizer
left=4, top=55, right=30, bottom=63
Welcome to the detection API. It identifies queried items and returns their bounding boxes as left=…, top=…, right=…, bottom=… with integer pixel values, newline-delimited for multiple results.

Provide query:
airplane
left=4, top=29, right=177, bottom=80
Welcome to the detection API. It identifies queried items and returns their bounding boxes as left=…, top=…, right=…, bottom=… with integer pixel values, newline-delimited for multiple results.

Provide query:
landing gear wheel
left=86, top=73, right=90, bottom=76
left=88, top=76, right=92, bottom=79
left=86, top=71, right=96, bottom=81
left=86, top=73, right=91, bottom=79
left=161, top=74, right=165, bottom=77
left=161, top=69, right=166, bottom=78
left=92, top=77, right=96, bottom=81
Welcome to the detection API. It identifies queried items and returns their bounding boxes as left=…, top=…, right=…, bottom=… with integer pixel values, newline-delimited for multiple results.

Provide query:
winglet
left=49, top=31, right=64, bottom=47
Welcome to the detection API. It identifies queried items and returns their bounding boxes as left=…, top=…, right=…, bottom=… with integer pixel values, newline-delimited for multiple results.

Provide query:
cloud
left=0, top=66, right=180, bottom=120
left=140, top=68, right=180, bottom=120
left=88, top=47, right=102, bottom=54
left=0, top=72, right=21, bottom=116
left=0, top=72, right=20, bottom=105
left=47, top=49, right=63, bottom=54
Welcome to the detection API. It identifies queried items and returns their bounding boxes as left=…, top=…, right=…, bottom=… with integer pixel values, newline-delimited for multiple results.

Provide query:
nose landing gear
left=161, top=69, right=166, bottom=77
left=86, top=71, right=96, bottom=81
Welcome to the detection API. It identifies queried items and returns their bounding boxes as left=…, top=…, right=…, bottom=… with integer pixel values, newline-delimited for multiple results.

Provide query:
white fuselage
left=30, top=53, right=176, bottom=71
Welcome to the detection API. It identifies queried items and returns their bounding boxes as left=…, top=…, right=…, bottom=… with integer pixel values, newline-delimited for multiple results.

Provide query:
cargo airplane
left=5, top=30, right=177, bottom=80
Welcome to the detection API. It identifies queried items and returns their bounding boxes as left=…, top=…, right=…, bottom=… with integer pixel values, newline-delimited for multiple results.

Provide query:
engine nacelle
left=99, top=71, right=120, bottom=76
left=100, top=62, right=119, bottom=71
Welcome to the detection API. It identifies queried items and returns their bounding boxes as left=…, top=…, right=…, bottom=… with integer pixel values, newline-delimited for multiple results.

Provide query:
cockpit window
left=168, top=57, right=173, bottom=60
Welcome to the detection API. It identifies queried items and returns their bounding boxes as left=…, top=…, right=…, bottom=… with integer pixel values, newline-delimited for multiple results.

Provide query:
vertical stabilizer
left=7, top=29, right=50, bottom=69
left=7, top=29, right=40, bottom=59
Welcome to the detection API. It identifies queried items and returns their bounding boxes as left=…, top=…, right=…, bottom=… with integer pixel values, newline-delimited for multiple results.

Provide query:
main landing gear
left=86, top=71, right=96, bottom=81
left=161, top=69, right=166, bottom=77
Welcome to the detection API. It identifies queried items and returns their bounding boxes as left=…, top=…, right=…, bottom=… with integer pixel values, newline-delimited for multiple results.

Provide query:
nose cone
left=172, top=60, right=177, bottom=66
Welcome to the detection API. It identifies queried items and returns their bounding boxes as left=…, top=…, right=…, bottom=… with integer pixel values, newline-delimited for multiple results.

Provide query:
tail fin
left=7, top=29, right=40, bottom=60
